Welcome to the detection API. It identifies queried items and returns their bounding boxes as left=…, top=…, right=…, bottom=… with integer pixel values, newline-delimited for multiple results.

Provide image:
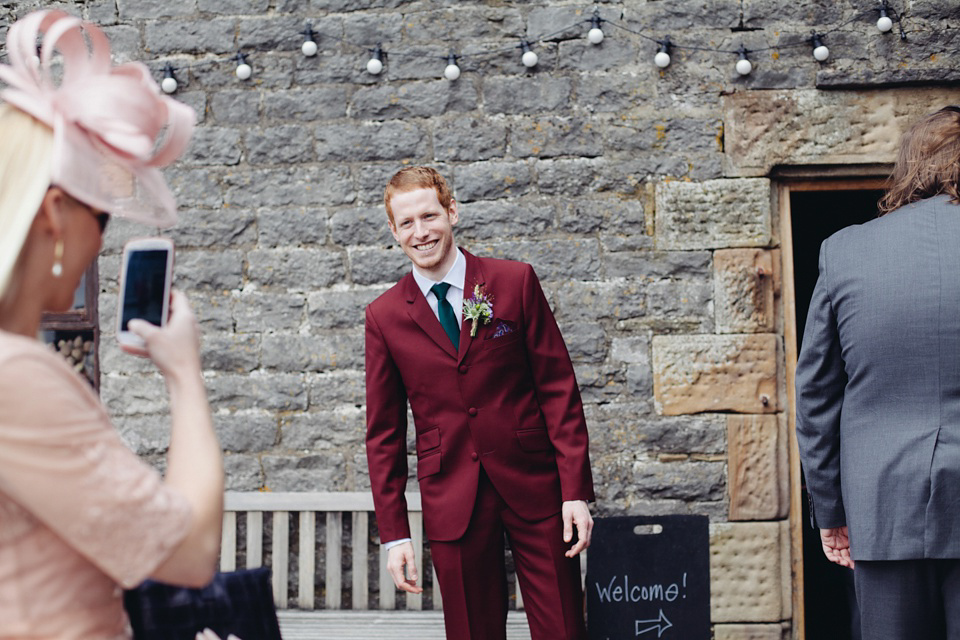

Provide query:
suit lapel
left=458, top=251, right=486, bottom=365
left=403, top=273, right=458, bottom=359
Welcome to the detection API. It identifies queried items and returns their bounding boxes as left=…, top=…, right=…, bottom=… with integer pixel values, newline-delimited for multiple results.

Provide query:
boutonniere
left=463, top=284, right=494, bottom=337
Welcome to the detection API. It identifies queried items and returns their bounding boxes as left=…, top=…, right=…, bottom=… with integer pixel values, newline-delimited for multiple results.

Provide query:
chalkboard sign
left=586, top=515, right=710, bottom=640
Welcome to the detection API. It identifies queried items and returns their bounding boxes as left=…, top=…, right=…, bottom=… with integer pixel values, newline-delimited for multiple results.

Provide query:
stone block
left=163, top=208, right=256, bottom=249
left=587, top=404, right=727, bottom=458
left=483, top=76, right=574, bottom=115
left=401, top=6, right=523, bottom=41
left=348, top=247, right=410, bottom=286
left=258, top=207, right=329, bottom=248
left=264, top=87, right=348, bottom=121
left=118, top=0, right=196, bottom=19
left=545, top=280, right=646, bottom=324
left=165, top=167, right=224, bottom=208
left=245, top=125, right=316, bottom=164
left=173, top=249, right=244, bottom=291
left=198, top=0, right=268, bottom=13
left=710, top=521, right=790, bottom=622
left=201, top=332, right=260, bottom=373
left=246, top=248, right=346, bottom=290
left=723, top=88, right=960, bottom=176
left=115, top=414, right=170, bottom=455
left=510, top=117, right=603, bottom=159
left=330, top=206, right=395, bottom=247
left=628, top=458, right=726, bottom=501
left=206, top=372, right=307, bottom=412
left=727, top=414, right=789, bottom=521
left=224, top=166, right=354, bottom=208
left=144, top=17, right=235, bottom=55
left=453, top=161, right=534, bottom=202
left=715, top=249, right=780, bottom=334
left=307, top=288, right=387, bottom=330
left=455, top=199, right=555, bottom=241
left=261, top=453, right=346, bottom=491
left=314, top=122, right=429, bottom=162
left=652, top=334, right=779, bottom=415
left=433, top=117, right=508, bottom=163
left=101, top=374, right=169, bottom=417
left=280, top=407, right=365, bottom=450
left=190, top=291, right=236, bottom=332
left=261, top=330, right=364, bottom=373
left=350, top=80, right=478, bottom=121
left=210, top=90, right=261, bottom=124
left=234, top=291, right=306, bottom=333
left=476, top=238, right=601, bottom=281
left=557, top=38, right=641, bottom=72
left=308, top=370, right=366, bottom=408
left=214, top=410, right=279, bottom=453
left=561, top=322, right=607, bottom=364
left=223, top=454, right=264, bottom=491
left=655, top=178, right=772, bottom=250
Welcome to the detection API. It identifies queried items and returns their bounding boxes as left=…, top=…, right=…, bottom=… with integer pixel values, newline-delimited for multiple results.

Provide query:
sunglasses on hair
left=91, top=211, right=110, bottom=234
left=941, top=105, right=960, bottom=114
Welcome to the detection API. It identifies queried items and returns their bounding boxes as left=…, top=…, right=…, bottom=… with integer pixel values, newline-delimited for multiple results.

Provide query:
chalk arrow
left=635, top=609, right=672, bottom=638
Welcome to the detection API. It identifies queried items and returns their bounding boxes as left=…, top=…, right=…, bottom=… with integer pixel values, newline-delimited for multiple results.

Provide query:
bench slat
left=379, top=545, right=395, bottom=610
left=326, top=512, right=343, bottom=609
left=408, top=512, right=423, bottom=611
left=273, top=512, right=289, bottom=608
left=225, top=492, right=423, bottom=512
left=220, top=511, right=237, bottom=572
left=298, top=511, right=316, bottom=609
left=247, top=511, right=263, bottom=569
left=352, top=512, right=369, bottom=610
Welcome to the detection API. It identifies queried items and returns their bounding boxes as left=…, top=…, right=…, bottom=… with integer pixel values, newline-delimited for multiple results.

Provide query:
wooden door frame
left=777, top=172, right=888, bottom=640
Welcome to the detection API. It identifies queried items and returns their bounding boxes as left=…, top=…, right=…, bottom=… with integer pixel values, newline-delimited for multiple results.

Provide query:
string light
left=160, top=63, right=178, bottom=94
left=587, top=12, right=604, bottom=44
left=520, top=41, right=538, bottom=68
left=301, top=23, right=318, bottom=57
left=877, top=3, right=894, bottom=32
left=443, top=53, right=460, bottom=80
left=366, top=44, right=383, bottom=75
left=654, top=38, right=671, bottom=68
left=234, top=51, right=252, bottom=80
left=735, top=44, right=752, bottom=76
left=811, top=33, right=829, bottom=62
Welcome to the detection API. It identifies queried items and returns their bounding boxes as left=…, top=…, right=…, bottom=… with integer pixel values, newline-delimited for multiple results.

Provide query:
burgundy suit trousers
left=429, top=468, right=587, bottom=640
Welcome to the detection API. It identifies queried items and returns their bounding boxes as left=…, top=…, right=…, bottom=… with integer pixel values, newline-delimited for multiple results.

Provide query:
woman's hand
left=123, top=290, right=202, bottom=376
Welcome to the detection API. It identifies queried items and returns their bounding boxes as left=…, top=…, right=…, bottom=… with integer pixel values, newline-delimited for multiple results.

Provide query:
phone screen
left=120, top=249, right=170, bottom=330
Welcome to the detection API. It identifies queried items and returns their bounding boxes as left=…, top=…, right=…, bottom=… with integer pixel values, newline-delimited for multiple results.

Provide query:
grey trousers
left=855, top=559, right=960, bottom=640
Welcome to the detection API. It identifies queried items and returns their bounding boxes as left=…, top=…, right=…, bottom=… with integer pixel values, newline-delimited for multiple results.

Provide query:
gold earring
left=51, top=239, right=63, bottom=277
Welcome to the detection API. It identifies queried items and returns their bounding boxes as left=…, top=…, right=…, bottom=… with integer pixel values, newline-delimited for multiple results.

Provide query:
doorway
left=779, top=176, right=887, bottom=640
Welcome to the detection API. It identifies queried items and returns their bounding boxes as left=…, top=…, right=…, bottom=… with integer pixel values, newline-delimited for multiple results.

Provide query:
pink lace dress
left=0, top=332, right=191, bottom=639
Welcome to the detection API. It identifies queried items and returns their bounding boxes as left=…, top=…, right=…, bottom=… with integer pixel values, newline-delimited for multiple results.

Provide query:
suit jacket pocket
left=516, top=428, right=553, bottom=452
left=417, top=449, right=442, bottom=479
left=482, top=330, right=522, bottom=351
left=417, top=426, right=440, bottom=454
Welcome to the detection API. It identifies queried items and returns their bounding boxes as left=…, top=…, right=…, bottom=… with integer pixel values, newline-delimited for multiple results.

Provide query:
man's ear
left=447, top=199, right=459, bottom=226
left=388, top=219, right=400, bottom=242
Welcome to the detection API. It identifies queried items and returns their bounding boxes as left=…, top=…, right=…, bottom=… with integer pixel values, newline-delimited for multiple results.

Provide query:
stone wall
left=5, top=0, right=960, bottom=634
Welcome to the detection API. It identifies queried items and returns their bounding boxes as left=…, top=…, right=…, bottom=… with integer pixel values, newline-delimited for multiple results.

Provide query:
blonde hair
left=878, top=106, right=960, bottom=215
left=0, top=104, right=54, bottom=300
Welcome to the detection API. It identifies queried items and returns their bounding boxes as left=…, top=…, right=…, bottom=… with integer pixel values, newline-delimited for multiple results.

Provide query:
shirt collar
left=412, top=247, right=466, bottom=297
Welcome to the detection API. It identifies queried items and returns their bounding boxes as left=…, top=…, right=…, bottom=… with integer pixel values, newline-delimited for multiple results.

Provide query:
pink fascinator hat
left=0, top=10, right=195, bottom=227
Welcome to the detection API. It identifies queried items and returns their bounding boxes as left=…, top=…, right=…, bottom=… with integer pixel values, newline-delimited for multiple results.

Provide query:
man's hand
left=562, top=500, right=593, bottom=558
left=820, top=526, right=854, bottom=569
left=387, top=541, right=423, bottom=594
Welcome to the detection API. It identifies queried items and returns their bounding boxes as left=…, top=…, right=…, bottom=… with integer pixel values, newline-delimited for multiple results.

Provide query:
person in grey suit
left=796, top=105, right=960, bottom=640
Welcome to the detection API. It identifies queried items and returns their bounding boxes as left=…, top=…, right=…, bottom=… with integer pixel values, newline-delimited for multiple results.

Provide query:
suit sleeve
left=520, top=264, right=595, bottom=503
left=795, top=241, right=848, bottom=529
left=364, top=305, right=412, bottom=543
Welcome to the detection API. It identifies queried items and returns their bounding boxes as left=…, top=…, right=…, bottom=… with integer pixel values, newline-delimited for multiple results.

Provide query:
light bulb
left=522, top=49, right=538, bottom=68
left=736, top=58, right=752, bottom=75
left=161, top=75, right=178, bottom=93
left=588, top=27, right=604, bottom=44
left=302, top=40, right=318, bottom=57
left=877, top=14, right=893, bottom=32
left=444, top=63, right=460, bottom=80
left=367, top=57, right=383, bottom=75
left=654, top=51, right=671, bottom=68
left=236, top=62, right=252, bottom=80
left=813, top=45, right=829, bottom=61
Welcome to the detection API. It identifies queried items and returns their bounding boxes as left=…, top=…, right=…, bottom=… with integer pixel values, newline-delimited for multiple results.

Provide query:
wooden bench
left=220, top=491, right=537, bottom=637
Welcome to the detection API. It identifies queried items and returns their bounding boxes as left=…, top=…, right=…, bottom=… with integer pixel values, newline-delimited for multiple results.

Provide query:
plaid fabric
left=123, top=567, right=282, bottom=640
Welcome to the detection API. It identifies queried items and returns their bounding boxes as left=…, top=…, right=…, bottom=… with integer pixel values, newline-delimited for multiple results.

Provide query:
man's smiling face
left=388, top=187, right=459, bottom=279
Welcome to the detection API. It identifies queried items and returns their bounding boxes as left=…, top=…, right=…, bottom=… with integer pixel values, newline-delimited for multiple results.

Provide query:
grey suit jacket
left=796, top=194, right=960, bottom=561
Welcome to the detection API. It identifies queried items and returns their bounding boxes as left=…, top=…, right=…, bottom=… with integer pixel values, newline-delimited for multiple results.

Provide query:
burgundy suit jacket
left=365, top=250, right=594, bottom=543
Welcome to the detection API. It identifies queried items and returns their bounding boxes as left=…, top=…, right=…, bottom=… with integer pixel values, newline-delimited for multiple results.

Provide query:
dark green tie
left=430, top=282, right=460, bottom=351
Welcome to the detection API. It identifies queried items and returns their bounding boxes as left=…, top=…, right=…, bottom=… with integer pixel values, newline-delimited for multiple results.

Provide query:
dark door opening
left=791, top=186, right=885, bottom=640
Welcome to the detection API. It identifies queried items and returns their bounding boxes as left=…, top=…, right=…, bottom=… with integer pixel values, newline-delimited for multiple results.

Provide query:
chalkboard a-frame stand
left=586, top=515, right=710, bottom=640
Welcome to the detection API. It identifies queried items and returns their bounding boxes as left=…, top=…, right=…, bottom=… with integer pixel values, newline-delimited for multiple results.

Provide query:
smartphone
left=116, top=238, right=174, bottom=349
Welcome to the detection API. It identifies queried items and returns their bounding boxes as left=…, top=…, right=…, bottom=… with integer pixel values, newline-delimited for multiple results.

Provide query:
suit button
left=459, top=365, right=468, bottom=374
left=471, top=452, right=478, bottom=461
left=468, top=407, right=478, bottom=416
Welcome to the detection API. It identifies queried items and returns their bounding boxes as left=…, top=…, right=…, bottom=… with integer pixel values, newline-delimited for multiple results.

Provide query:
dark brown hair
left=878, top=106, right=960, bottom=215
left=383, top=166, right=453, bottom=224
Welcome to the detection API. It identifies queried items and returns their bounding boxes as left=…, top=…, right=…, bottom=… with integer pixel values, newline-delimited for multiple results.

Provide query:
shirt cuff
left=384, top=537, right=412, bottom=550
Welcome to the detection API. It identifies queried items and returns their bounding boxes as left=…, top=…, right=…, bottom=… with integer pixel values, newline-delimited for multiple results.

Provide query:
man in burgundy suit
left=365, top=167, right=595, bottom=639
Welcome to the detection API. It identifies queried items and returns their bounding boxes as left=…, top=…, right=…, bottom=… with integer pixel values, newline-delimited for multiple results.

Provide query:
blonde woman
left=0, top=11, right=223, bottom=639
